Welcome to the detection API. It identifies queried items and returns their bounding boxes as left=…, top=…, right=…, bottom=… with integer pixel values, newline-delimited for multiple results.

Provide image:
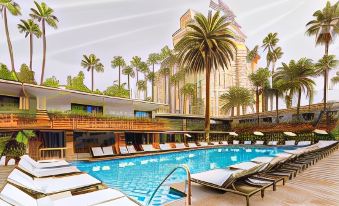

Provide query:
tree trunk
left=242, top=105, right=246, bottom=115
left=275, top=90, right=279, bottom=123
left=297, top=88, right=302, bottom=120
left=177, top=83, right=180, bottom=113
left=40, top=20, right=47, bottom=85
left=136, top=70, right=139, bottom=98
left=231, top=107, right=234, bottom=117
left=164, top=76, right=167, bottom=104
left=118, top=66, right=121, bottom=86
left=173, top=82, right=177, bottom=113
left=324, top=42, right=329, bottom=125
left=168, top=74, right=171, bottom=112
left=256, top=87, right=260, bottom=125
left=261, top=90, right=265, bottom=112
left=152, top=64, right=155, bottom=102
left=3, top=9, right=15, bottom=72
left=127, top=75, right=130, bottom=98
left=237, top=104, right=240, bottom=116
left=205, top=58, right=211, bottom=142
left=29, top=34, right=33, bottom=70
left=91, top=67, right=94, bottom=91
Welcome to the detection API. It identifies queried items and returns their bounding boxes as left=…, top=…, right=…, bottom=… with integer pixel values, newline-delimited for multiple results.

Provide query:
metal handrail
left=146, top=164, right=191, bottom=206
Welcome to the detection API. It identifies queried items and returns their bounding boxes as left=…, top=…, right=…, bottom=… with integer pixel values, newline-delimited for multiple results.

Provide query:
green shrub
left=92, top=89, right=103, bottom=95
left=17, top=64, right=36, bottom=84
left=103, top=83, right=130, bottom=98
left=42, top=76, right=60, bottom=88
left=66, top=71, right=91, bottom=93
left=0, top=63, right=17, bottom=81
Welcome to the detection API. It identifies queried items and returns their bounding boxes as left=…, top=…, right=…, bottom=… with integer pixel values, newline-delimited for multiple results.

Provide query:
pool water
left=73, top=146, right=294, bottom=205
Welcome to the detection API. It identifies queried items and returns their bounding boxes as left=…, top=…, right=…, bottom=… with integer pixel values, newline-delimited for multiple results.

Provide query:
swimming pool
left=73, top=146, right=295, bottom=205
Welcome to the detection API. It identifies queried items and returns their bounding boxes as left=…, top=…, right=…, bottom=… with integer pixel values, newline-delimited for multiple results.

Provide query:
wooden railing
left=39, top=147, right=67, bottom=160
left=0, top=113, right=166, bottom=131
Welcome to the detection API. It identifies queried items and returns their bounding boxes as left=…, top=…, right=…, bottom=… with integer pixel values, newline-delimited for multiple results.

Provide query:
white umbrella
left=229, top=132, right=238, bottom=136
left=253, top=131, right=264, bottom=136
left=184, top=133, right=192, bottom=138
left=283, top=132, right=297, bottom=137
left=313, top=129, right=328, bottom=135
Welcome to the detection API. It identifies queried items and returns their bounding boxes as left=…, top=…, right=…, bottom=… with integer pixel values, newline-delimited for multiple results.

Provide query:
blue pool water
left=73, top=146, right=294, bottom=205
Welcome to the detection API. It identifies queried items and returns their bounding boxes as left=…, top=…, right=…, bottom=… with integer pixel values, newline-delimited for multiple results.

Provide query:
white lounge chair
left=285, top=140, right=296, bottom=146
left=159, top=144, right=171, bottom=150
left=244, top=141, right=252, bottom=145
left=211, top=141, right=220, bottom=145
left=297, top=141, right=311, bottom=146
left=268, top=141, right=278, bottom=146
left=18, top=157, right=80, bottom=178
left=142, top=144, right=159, bottom=152
left=8, top=169, right=101, bottom=195
left=175, top=143, right=186, bottom=149
left=188, top=142, right=198, bottom=148
left=21, top=155, right=69, bottom=168
left=233, top=140, right=239, bottom=145
left=199, top=142, right=209, bottom=147
left=102, top=146, right=115, bottom=156
left=0, top=183, right=138, bottom=206
left=91, top=147, right=105, bottom=157
left=119, top=146, right=129, bottom=154
left=127, top=145, right=138, bottom=153
left=255, top=141, right=264, bottom=145
left=220, top=141, right=228, bottom=145
left=0, top=156, right=5, bottom=166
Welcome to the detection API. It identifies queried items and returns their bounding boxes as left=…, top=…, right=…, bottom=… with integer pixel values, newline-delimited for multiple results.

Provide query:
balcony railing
left=0, top=113, right=166, bottom=131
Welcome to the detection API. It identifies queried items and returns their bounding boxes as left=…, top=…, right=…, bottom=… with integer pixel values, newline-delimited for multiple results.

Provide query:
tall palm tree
left=139, top=62, right=149, bottom=79
left=247, top=45, right=260, bottom=72
left=306, top=1, right=339, bottom=114
left=17, top=19, right=41, bottom=70
left=159, top=67, right=171, bottom=104
left=271, top=79, right=286, bottom=123
left=30, top=1, right=58, bottom=85
left=170, top=70, right=185, bottom=113
left=81, top=54, right=104, bottom=92
left=130, top=56, right=142, bottom=82
left=180, top=83, right=195, bottom=114
left=249, top=68, right=271, bottom=124
left=315, top=54, right=339, bottom=94
left=147, top=53, right=160, bottom=101
left=122, top=65, right=135, bottom=97
left=111, top=56, right=126, bottom=86
left=332, top=72, right=339, bottom=85
left=137, top=80, right=147, bottom=100
left=262, top=32, right=279, bottom=68
left=0, top=0, right=21, bottom=72
left=146, top=71, right=155, bottom=101
left=175, top=11, right=236, bottom=141
left=275, top=58, right=316, bottom=119
left=220, top=86, right=253, bottom=116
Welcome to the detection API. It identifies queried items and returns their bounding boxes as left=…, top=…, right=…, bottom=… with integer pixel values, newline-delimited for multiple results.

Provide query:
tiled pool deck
left=168, top=149, right=339, bottom=206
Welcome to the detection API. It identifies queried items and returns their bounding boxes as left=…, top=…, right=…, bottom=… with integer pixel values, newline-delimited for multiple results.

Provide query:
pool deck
left=0, top=166, right=14, bottom=190
left=167, top=149, right=339, bottom=206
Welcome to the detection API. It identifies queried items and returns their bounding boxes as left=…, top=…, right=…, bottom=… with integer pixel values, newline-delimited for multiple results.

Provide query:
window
left=40, top=132, right=65, bottom=148
left=74, top=132, right=115, bottom=153
left=134, top=111, right=151, bottom=118
left=71, top=103, right=103, bottom=114
left=0, top=95, right=19, bottom=111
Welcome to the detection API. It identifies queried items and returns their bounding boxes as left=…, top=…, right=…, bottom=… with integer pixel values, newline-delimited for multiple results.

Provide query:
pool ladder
left=146, top=164, right=192, bottom=206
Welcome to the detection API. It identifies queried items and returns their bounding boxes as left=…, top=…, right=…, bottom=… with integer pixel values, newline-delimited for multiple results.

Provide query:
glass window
left=40, top=132, right=65, bottom=148
left=71, top=103, right=103, bottom=115
left=74, top=132, right=114, bottom=153
left=0, top=95, right=19, bottom=111
left=134, top=111, right=151, bottom=118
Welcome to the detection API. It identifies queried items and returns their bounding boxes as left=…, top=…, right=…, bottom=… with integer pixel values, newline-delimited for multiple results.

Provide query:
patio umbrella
left=253, top=131, right=264, bottom=136
left=229, top=132, right=238, bottom=136
left=283, top=132, right=297, bottom=137
left=313, top=129, right=328, bottom=135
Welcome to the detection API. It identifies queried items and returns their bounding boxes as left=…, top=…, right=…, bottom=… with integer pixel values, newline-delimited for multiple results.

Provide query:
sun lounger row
left=0, top=156, right=15, bottom=166
left=191, top=140, right=338, bottom=206
left=0, top=155, right=142, bottom=206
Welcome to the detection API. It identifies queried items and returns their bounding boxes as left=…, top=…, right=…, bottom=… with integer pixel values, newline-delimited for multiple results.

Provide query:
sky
left=0, top=0, right=338, bottom=106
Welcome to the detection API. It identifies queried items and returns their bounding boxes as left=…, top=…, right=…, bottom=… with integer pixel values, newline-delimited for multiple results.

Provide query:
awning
left=313, top=129, right=328, bottom=135
left=253, top=131, right=264, bottom=136
left=229, top=132, right=238, bottom=136
left=283, top=132, right=297, bottom=137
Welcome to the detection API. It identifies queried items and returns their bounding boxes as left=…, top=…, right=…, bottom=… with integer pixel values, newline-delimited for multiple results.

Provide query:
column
left=65, top=131, right=75, bottom=160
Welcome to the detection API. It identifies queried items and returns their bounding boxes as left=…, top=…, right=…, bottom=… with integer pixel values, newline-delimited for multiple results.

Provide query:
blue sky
left=0, top=0, right=338, bottom=106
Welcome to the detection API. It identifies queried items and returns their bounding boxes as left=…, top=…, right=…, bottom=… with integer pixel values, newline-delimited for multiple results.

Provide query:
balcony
left=0, top=112, right=167, bottom=131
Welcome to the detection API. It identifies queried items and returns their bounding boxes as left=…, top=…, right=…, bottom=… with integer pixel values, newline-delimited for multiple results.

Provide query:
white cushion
left=233, top=140, right=239, bottom=145
left=268, top=141, right=278, bottom=145
left=285, top=140, right=296, bottom=146
left=244, top=141, right=251, bottom=145
left=175, top=143, right=186, bottom=149
left=21, top=155, right=69, bottom=168
left=255, top=141, right=264, bottom=145
left=102, top=146, right=114, bottom=155
left=221, top=141, right=228, bottom=145
left=91, top=147, right=104, bottom=157
left=119, top=146, right=129, bottom=154
left=127, top=145, right=137, bottom=153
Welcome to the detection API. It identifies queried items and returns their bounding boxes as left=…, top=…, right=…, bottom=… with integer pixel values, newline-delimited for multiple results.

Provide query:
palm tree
left=137, top=80, right=147, bottom=99
left=247, top=45, right=260, bottom=72
left=30, top=1, right=58, bottom=85
left=306, top=1, right=339, bottom=114
left=220, top=86, right=253, bottom=116
left=332, top=72, right=339, bottom=85
left=81, top=54, right=104, bottom=91
left=271, top=79, right=286, bottom=123
left=146, top=71, right=155, bottom=101
left=130, top=56, right=142, bottom=82
left=104, top=81, right=130, bottom=98
left=249, top=68, right=271, bottom=124
left=111, top=56, right=126, bottom=86
left=175, top=11, right=236, bottom=141
left=170, top=70, right=185, bottom=113
left=139, top=62, right=149, bottom=79
left=275, top=58, right=316, bottom=119
left=0, top=0, right=21, bottom=72
left=122, top=65, right=135, bottom=98
left=17, top=19, right=41, bottom=70
left=315, top=54, right=339, bottom=94
left=147, top=53, right=160, bottom=101
left=159, top=67, right=171, bottom=104
left=262, top=32, right=279, bottom=67
left=180, top=83, right=195, bottom=114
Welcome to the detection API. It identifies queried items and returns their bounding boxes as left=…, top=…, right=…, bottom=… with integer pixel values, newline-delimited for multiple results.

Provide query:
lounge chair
left=244, top=141, right=252, bottom=145
left=191, top=161, right=273, bottom=206
left=7, top=169, right=101, bottom=195
left=102, top=146, right=115, bottom=156
left=21, top=155, right=69, bottom=168
left=119, top=146, right=129, bottom=154
left=267, top=141, right=278, bottom=146
left=220, top=141, right=228, bottom=145
left=233, top=140, right=240, bottom=145
left=285, top=140, right=296, bottom=146
left=175, top=143, right=186, bottom=149
left=18, top=156, right=80, bottom=178
left=127, top=145, right=138, bottom=153
left=199, top=142, right=209, bottom=147
left=255, top=141, right=264, bottom=145
left=297, top=141, right=311, bottom=146
left=91, top=147, right=105, bottom=157
left=188, top=142, right=198, bottom=148
left=0, top=156, right=15, bottom=166
left=142, top=144, right=159, bottom=152
left=0, top=183, right=141, bottom=206
left=211, top=141, right=220, bottom=145
left=159, top=143, right=172, bottom=150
